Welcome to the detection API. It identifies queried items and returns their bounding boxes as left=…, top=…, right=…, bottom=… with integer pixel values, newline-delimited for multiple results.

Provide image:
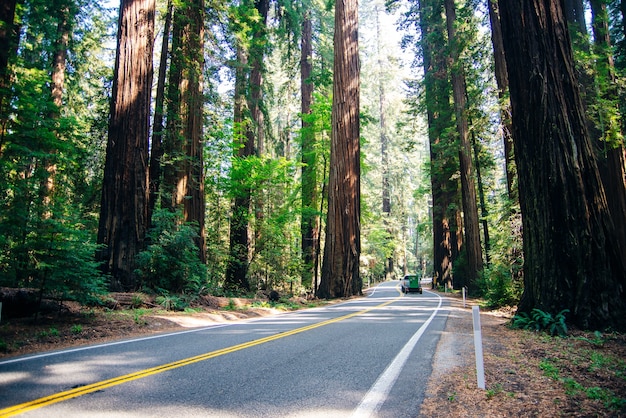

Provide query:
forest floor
left=1, top=291, right=625, bottom=417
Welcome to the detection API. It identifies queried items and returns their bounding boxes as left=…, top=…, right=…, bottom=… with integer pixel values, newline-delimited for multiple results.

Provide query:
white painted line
left=351, top=290, right=443, bottom=418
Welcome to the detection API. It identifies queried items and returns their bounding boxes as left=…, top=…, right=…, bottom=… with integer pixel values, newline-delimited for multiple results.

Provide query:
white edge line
left=351, top=289, right=443, bottom=418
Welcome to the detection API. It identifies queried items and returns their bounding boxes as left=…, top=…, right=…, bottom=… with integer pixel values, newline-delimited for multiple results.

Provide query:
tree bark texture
left=97, top=0, right=155, bottom=290
left=499, top=0, right=626, bottom=330
left=162, top=0, right=206, bottom=262
left=319, top=0, right=361, bottom=298
left=419, top=0, right=461, bottom=290
left=444, top=0, right=483, bottom=291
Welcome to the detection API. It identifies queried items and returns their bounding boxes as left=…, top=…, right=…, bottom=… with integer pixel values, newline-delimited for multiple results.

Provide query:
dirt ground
left=421, top=293, right=626, bottom=417
left=1, top=292, right=625, bottom=417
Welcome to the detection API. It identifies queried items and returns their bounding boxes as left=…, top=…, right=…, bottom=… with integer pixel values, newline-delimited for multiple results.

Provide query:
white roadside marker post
left=472, top=305, right=486, bottom=389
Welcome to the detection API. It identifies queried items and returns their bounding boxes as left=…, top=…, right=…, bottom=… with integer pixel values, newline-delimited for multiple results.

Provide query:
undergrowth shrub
left=135, top=209, right=207, bottom=294
left=477, top=264, right=523, bottom=308
left=512, top=308, right=569, bottom=336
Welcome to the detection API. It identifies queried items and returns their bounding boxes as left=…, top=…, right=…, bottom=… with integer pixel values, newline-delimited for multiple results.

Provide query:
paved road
left=0, top=282, right=449, bottom=417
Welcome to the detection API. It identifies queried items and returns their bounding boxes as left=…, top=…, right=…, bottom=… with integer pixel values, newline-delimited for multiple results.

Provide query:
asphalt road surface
left=0, top=281, right=449, bottom=417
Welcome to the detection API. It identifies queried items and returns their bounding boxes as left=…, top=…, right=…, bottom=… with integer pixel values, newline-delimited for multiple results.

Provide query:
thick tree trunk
left=499, top=0, right=626, bottom=330
left=419, top=0, right=460, bottom=291
left=319, top=0, right=361, bottom=299
left=300, top=10, right=319, bottom=291
left=97, top=0, right=155, bottom=290
left=444, top=0, right=483, bottom=291
left=161, top=0, right=206, bottom=262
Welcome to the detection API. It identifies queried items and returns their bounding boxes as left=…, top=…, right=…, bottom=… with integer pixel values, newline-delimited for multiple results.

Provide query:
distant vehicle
left=400, top=274, right=423, bottom=294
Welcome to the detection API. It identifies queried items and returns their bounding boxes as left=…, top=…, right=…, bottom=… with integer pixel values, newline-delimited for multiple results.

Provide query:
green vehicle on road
left=400, top=274, right=423, bottom=294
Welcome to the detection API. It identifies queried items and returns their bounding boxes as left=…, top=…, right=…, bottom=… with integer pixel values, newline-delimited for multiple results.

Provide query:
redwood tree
left=498, top=0, right=626, bottom=330
left=300, top=8, right=319, bottom=291
left=160, top=0, right=206, bottom=262
left=0, top=0, right=18, bottom=150
left=444, top=0, right=483, bottom=291
left=415, top=0, right=460, bottom=290
left=97, top=0, right=155, bottom=290
left=318, top=0, right=361, bottom=298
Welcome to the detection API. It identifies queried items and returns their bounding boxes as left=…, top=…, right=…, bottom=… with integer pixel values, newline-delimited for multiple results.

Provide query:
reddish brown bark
left=499, top=0, right=626, bottom=330
left=97, top=0, right=155, bottom=290
left=319, top=0, right=361, bottom=298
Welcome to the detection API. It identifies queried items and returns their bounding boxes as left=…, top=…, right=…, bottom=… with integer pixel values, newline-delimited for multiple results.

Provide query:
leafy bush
left=135, top=209, right=208, bottom=294
left=512, top=308, right=569, bottom=336
left=155, top=293, right=188, bottom=311
left=477, top=264, right=523, bottom=308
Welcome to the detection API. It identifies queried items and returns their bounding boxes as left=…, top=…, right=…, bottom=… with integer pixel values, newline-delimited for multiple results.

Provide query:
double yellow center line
left=0, top=298, right=397, bottom=417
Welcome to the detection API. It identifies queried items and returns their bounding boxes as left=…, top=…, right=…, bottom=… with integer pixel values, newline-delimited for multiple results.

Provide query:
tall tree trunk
left=376, top=4, right=393, bottom=280
left=248, top=0, right=269, bottom=263
left=444, top=0, right=483, bottom=291
left=471, top=129, right=490, bottom=266
left=498, top=0, right=626, bottom=330
left=300, top=9, right=319, bottom=291
left=319, top=0, right=361, bottom=299
left=42, top=1, right=71, bottom=217
left=225, top=0, right=268, bottom=293
left=487, top=0, right=516, bottom=202
left=589, top=0, right=626, bottom=278
left=97, top=0, right=155, bottom=290
left=419, top=0, right=460, bottom=291
left=148, top=0, right=173, bottom=226
left=225, top=43, right=253, bottom=293
left=161, top=0, right=206, bottom=262
left=0, top=0, right=18, bottom=154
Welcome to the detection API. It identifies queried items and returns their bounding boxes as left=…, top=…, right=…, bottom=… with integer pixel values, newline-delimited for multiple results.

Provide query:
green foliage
left=38, top=328, right=60, bottom=339
left=512, top=308, right=569, bottom=337
left=155, top=293, right=188, bottom=311
left=477, top=264, right=523, bottom=308
left=539, top=358, right=560, bottom=380
left=71, top=325, right=83, bottom=334
left=135, top=209, right=208, bottom=294
left=577, top=330, right=606, bottom=347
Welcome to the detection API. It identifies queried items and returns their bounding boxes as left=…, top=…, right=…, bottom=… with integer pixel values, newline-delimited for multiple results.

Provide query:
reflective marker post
left=472, top=305, right=486, bottom=389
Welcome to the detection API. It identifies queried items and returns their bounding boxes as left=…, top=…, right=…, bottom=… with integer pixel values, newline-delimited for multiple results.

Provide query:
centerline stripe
left=0, top=298, right=397, bottom=417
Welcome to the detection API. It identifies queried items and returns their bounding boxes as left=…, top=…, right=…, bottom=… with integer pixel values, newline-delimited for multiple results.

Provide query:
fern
left=512, top=308, right=569, bottom=336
